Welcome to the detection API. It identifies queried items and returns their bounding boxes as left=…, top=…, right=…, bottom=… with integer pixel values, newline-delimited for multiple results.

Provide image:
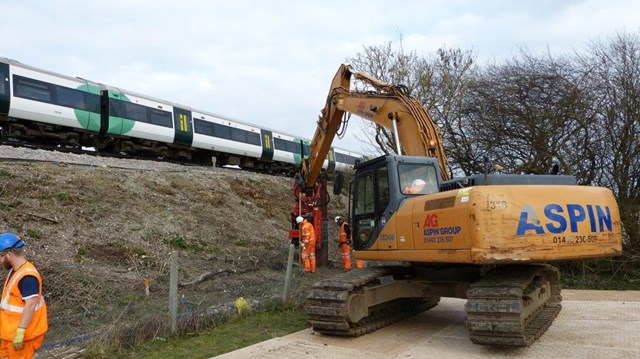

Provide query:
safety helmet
left=334, top=216, right=342, bottom=223
left=411, top=179, right=426, bottom=187
left=0, top=233, right=24, bottom=252
left=296, top=216, right=304, bottom=224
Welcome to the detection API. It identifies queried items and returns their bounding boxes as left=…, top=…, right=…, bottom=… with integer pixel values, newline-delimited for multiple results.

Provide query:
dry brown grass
left=0, top=161, right=348, bottom=354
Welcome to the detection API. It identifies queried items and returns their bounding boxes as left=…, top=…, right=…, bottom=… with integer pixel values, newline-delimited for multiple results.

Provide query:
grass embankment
left=94, top=307, right=308, bottom=359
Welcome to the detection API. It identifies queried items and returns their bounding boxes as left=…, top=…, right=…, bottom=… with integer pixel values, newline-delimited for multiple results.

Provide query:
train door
left=173, top=108, right=193, bottom=146
left=0, top=62, right=9, bottom=115
left=260, top=129, right=274, bottom=161
left=100, top=89, right=125, bottom=135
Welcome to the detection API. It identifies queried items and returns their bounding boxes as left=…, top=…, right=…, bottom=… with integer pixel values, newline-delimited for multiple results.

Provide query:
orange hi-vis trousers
left=339, top=242, right=352, bottom=270
left=301, top=240, right=316, bottom=272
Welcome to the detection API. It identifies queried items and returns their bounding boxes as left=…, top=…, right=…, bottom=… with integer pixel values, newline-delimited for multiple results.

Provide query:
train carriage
left=0, top=56, right=367, bottom=173
left=1, top=57, right=102, bottom=145
left=334, top=147, right=366, bottom=171
left=100, top=86, right=178, bottom=154
left=191, top=110, right=263, bottom=167
left=272, top=132, right=309, bottom=166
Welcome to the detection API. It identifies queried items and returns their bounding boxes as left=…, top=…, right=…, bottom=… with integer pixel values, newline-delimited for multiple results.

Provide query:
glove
left=13, top=327, right=25, bottom=350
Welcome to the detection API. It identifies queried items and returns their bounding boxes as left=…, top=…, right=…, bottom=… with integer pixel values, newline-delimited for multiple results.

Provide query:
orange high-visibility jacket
left=0, top=261, right=48, bottom=341
left=301, top=220, right=315, bottom=244
left=338, top=222, right=349, bottom=244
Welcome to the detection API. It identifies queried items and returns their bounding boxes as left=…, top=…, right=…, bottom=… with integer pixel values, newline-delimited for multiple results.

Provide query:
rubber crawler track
left=306, top=267, right=440, bottom=336
left=465, top=264, right=562, bottom=346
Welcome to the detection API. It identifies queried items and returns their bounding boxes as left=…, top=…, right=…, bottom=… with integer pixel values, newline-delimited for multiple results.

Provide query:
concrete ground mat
left=214, top=289, right=640, bottom=359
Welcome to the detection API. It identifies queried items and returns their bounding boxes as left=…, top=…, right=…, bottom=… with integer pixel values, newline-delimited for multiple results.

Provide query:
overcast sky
left=1, top=0, right=638, bottom=153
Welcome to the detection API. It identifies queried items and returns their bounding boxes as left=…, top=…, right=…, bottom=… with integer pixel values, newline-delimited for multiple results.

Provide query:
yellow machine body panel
left=355, top=185, right=622, bottom=264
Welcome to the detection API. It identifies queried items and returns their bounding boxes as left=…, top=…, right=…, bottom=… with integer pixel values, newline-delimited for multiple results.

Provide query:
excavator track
left=465, top=264, right=562, bottom=346
left=306, top=267, right=440, bottom=336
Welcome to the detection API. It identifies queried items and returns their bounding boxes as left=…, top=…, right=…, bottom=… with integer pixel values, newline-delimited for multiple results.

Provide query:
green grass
left=113, top=307, right=308, bottom=359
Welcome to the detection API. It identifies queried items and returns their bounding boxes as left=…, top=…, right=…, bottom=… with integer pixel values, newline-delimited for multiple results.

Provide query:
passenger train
left=0, top=57, right=365, bottom=173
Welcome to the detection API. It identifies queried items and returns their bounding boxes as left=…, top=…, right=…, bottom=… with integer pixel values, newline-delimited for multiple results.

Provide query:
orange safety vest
left=301, top=220, right=315, bottom=244
left=0, top=261, right=48, bottom=341
left=338, top=222, right=349, bottom=244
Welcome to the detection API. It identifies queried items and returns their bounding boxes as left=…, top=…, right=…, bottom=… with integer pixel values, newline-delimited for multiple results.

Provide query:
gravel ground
left=0, top=145, right=203, bottom=171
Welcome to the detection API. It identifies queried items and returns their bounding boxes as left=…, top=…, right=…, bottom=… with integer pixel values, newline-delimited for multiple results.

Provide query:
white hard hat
left=411, top=179, right=426, bottom=187
left=334, top=216, right=342, bottom=223
left=296, top=216, right=304, bottom=224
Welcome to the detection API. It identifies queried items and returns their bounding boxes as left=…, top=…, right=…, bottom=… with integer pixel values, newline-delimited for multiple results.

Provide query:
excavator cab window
left=352, top=162, right=390, bottom=249
left=399, top=164, right=438, bottom=195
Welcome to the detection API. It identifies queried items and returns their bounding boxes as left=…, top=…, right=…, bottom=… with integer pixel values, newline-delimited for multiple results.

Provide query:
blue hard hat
left=0, top=233, right=25, bottom=251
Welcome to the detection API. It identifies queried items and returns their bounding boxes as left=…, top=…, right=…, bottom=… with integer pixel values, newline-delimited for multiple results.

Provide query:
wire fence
left=38, top=248, right=320, bottom=358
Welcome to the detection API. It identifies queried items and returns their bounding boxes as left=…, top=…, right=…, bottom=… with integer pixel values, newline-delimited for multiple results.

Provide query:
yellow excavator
left=298, top=64, right=622, bottom=346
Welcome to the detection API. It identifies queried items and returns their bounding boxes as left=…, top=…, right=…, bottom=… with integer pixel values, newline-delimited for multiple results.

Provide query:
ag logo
left=423, top=214, right=438, bottom=228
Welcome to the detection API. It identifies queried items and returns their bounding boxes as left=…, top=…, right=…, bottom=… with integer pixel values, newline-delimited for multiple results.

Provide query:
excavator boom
left=304, top=64, right=449, bottom=189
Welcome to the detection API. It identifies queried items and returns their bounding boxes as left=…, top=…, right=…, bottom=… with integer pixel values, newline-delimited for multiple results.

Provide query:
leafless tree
left=581, top=32, right=640, bottom=252
left=463, top=49, right=597, bottom=181
left=346, top=42, right=477, bottom=177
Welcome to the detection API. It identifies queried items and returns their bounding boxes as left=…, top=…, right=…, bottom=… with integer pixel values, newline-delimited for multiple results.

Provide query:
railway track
left=0, top=138, right=294, bottom=175
left=0, top=141, right=205, bottom=172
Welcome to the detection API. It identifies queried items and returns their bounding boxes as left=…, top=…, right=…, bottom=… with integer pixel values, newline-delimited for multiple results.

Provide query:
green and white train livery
left=0, top=57, right=364, bottom=172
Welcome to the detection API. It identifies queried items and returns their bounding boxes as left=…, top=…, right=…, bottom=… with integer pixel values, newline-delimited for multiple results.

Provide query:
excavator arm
left=303, top=64, right=450, bottom=188
left=289, top=64, right=451, bottom=267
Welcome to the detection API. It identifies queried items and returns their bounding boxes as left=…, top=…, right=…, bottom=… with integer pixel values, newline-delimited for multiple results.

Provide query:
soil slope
left=0, top=153, right=348, bottom=349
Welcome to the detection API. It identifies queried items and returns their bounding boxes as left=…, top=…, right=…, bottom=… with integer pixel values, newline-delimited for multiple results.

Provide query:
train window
left=150, top=109, right=172, bottom=128
left=84, top=93, right=100, bottom=113
left=274, top=138, right=305, bottom=153
left=124, top=102, right=147, bottom=123
left=14, top=75, right=51, bottom=103
left=194, top=119, right=214, bottom=136
left=336, top=153, right=359, bottom=165
left=56, top=86, right=85, bottom=109
left=214, top=124, right=230, bottom=139
left=194, top=119, right=259, bottom=142
left=110, top=99, right=124, bottom=118
left=274, top=138, right=288, bottom=151
left=246, top=132, right=260, bottom=145
left=230, top=128, right=245, bottom=142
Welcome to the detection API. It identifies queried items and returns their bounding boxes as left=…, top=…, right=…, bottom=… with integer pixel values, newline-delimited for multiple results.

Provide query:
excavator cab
left=351, top=155, right=441, bottom=250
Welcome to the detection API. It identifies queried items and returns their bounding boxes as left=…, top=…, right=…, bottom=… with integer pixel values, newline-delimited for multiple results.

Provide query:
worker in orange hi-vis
left=0, top=233, right=48, bottom=359
left=296, top=216, right=316, bottom=273
left=334, top=216, right=352, bottom=270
